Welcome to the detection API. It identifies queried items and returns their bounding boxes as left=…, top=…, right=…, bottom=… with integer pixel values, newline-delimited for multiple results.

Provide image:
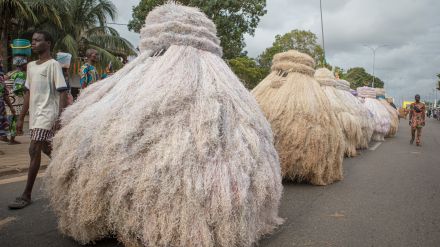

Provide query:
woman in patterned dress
left=0, top=71, right=17, bottom=143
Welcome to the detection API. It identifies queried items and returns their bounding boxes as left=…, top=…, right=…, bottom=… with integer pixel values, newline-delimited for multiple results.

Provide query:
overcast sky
left=111, top=0, right=440, bottom=106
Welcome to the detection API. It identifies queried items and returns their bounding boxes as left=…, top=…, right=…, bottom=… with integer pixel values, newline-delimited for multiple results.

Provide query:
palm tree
left=39, top=0, right=136, bottom=70
left=1, top=0, right=135, bottom=71
left=0, top=0, right=62, bottom=70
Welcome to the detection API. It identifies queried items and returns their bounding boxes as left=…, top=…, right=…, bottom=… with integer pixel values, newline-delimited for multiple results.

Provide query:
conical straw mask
left=314, top=68, right=336, bottom=87
left=271, top=50, right=315, bottom=77
left=139, top=2, right=222, bottom=56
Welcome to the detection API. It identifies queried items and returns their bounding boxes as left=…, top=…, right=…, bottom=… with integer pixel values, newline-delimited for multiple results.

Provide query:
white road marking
left=329, top=212, right=346, bottom=218
left=369, top=142, right=382, bottom=151
left=0, top=217, right=17, bottom=230
left=0, top=173, right=45, bottom=185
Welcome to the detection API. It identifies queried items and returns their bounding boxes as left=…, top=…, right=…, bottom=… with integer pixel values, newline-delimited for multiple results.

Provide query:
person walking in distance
left=8, top=31, right=68, bottom=209
left=0, top=67, right=16, bottom=145
left=409, top=94, right=426, bottom=146
left=79, top=48, right=102, bottom=89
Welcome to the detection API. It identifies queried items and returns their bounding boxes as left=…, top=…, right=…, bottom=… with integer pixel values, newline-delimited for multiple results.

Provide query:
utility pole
left=319, top=0, right=326, bottom=66
left=364, top=45, right=387, bottom=88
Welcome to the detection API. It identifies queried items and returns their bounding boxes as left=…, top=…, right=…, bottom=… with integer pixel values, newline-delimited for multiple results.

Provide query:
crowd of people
left=0, top=2, right=430, bottom=246
left=427, top=107, right=440, bottom=120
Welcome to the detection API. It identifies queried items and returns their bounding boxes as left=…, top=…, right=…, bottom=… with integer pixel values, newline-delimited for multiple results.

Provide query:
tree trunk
left=1, top=11, right=10, bottom=72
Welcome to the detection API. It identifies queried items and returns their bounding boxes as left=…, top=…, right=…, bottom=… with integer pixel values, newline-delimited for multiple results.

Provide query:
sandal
left=8, top=197, right=31, bottom=210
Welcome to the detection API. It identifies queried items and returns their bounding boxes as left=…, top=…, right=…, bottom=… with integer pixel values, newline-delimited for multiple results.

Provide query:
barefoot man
left=8, top=31, right=68, bottom=209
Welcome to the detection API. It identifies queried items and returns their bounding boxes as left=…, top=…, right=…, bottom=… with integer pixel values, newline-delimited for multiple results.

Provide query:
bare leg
left=22, top=141, right=44, bottom=201
left=9, top=136, right=21, bottom=145
left=410, top=128, right=415, bottom=144
left=416, top=127, right=422, bottom=145
left=41, top=141, right=52, bottom=158
left=8, top=135, right=20, bottom=145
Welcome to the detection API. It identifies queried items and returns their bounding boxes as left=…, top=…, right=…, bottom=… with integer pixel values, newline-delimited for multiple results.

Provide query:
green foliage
left=0, top=0, right=63, bottom=69
left=334, top=66, right=345, bottom=78
left=228, top=56, right=266, bottom=89
left=343, top=67, right=385, bottom=89
left=38, top=0, right=136, bottom=70
left=437, top=73, right=440, bottom=90
left=257, top=29, right=325, bottom=70
left=128, top=0, right=267, bottom=59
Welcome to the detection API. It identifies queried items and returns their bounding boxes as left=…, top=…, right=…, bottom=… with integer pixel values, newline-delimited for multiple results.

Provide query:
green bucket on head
left=11, top=39, right=31, bottom=57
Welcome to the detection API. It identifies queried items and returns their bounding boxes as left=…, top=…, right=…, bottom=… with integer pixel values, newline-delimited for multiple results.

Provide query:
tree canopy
left=128, top=0, right=267, bottom=59
left=228, top=56, right=266, bottom=89
left=257, top=29, right=325, bottom=70
left=0, top=0, right=63, bottom=69
left=43, top=0, right=136, bottom=69
left=342, top=67, right=385, bottom=89
left=231, top=29, right=385, bottom=90
left=0, top=0, right=136, bottom=71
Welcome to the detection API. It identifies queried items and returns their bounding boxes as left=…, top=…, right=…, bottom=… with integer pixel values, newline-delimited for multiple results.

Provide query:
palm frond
left=26, top=0, right=64, bottom=27
left=87, top=34, right=136, bottom=56
left=3, top=0, right=137, bottom=71
left=2, top=0, right=38, bottom=23
left=86, top=26, right=119, bottom=37
left=54, top=34, right=78, bottom=58
left=88, top=0, right=116, bottom=26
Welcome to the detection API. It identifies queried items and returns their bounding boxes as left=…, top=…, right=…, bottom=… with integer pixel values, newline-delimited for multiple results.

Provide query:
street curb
left=0, top=164, right=48, bottom=178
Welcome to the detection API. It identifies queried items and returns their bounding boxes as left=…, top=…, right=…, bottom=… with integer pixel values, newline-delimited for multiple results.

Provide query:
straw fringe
left=356, top=87, right=392, bottom=141
left=379, top=98, right=399, bottom=137
left=334, top=88, right=374, bottom=149
left=252, top=50, right=344, bottom=185
left=61, top=52, right=154, bottom=125
left=46, top=3, right=282, bottom=246
left=46, top=43, right=283, bottom=246
left=315, top=68, right=362, bottom=157
left=362, top=98, right=391, bottom=141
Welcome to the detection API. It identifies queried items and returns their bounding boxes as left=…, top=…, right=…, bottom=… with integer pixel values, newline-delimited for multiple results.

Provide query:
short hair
left=85, top=48, right=98, bottom=58
left=33, top=30, right=53, bottom=45
left=415, top=94, right=420, bottom=98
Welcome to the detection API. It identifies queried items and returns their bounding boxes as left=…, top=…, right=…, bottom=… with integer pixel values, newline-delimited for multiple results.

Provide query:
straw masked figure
left=335, top=79, right=374, bottom=149
left=315, top=68, right=362, bottom=157
left=252, top=50, right=344, bottom=185
left=375, top=88, right=399, bottom=137
left=357, top=87, right=391, bottom=141
left=45, top=3, right=283, bottom=247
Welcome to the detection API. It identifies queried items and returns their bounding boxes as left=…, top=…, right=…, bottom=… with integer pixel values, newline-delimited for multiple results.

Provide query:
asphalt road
left=1, top=119, right=439, bottom=247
